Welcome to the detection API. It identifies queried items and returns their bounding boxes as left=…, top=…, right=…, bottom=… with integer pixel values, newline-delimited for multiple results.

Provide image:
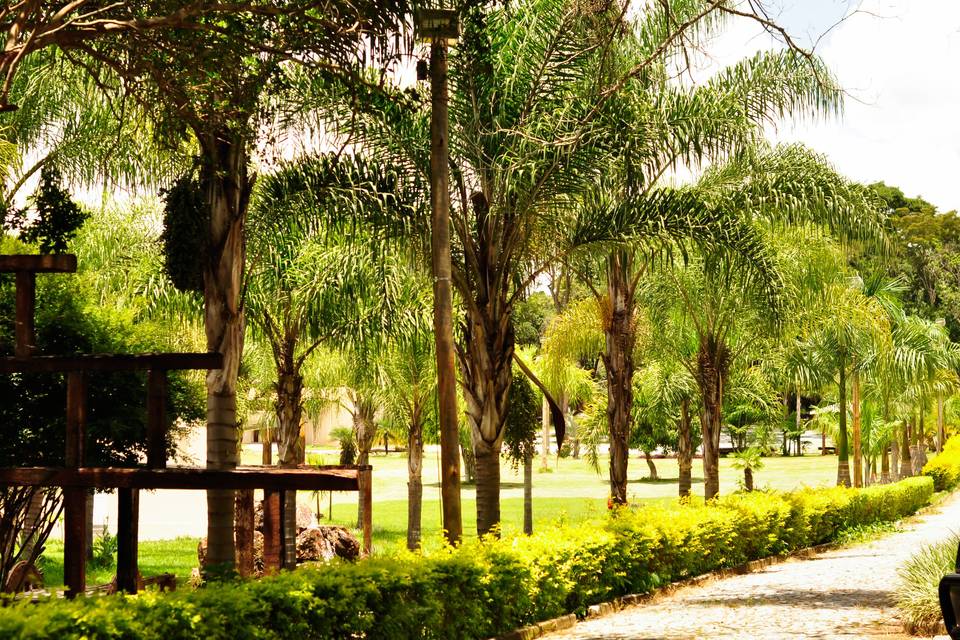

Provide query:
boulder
left=254, top=501, right=315, bottom=533
left=296, top=526, right=360, bottom=563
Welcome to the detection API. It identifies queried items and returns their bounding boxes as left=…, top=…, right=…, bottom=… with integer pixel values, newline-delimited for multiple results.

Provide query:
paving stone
left=542, top=492, right=960, bottom=640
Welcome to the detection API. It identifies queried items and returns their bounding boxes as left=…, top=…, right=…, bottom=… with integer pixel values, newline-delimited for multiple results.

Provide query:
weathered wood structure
left=1, top=254, right=372, bottom=597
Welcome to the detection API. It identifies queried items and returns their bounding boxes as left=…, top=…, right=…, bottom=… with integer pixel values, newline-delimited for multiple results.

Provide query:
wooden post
left=359, top=467, right=372, bottom=556
left=116, top=489, right=139, bottom=593
left=146, top=370, right=168, bottom=469
left=64, top=371, right=87, bottom=598
left=428, top=34, right=462, bottom=547
left=261, top=490, right=283, bottom=573
left=14, top=271, right=35, bottom=357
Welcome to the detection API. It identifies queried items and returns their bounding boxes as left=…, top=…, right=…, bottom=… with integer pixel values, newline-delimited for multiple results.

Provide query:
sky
left=702, top=1, right=960, bottom=212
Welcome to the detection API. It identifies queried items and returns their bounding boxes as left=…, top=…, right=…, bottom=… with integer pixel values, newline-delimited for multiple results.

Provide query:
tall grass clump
left=897, top=532, right=960, bottom=635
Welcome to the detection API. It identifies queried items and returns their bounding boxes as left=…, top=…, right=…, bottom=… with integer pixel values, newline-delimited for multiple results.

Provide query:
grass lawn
left=38, top=451, right=838, bottom=587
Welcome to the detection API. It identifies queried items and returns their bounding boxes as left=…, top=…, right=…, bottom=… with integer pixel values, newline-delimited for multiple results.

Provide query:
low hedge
left=923, top=435, right=960, bottom=491
left=0, top=477, right=933, bottom=640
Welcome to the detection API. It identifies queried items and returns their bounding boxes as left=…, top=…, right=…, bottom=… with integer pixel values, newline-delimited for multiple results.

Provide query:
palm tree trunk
left=602, top=251, right=635, bottom=505
left=275, top=342, right=304, bottom=570
left=899, top=420, right=912, bottom=478
left=353, top=399, right=377, bottom=530
left=836, top=357, right=851, bottom=487
left=523, top=449, right=533, bottom=535
left=938, top=393, right=946, bottom=453
left=880, top=444, right=890, bottom=483
left=913, top=411, right=927, bottom=475
left=795, top=392, right=802, bottom=456
left=744, top=466, right=754, bottom=491
left=851, top=368, right=862, bottom=488
left=697, top=334, right=727, bottom=500
left=891, top=440, right=900, bottom=481
left=474, top=440, right=501, bottom=536
left=540, top=397, right=550, bottom=471
left=459, top=282, right=514, bottom=537
left=201, top=131, right=251, bottom=574
left=677, top=398, right=693, bottom=498
left=406, top=407, right=424, bottom=551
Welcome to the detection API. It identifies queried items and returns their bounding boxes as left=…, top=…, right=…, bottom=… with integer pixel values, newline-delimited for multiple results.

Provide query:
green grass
left=38, top=452, right=838, bottom=587
left=39, top=537, right=199, bottom=590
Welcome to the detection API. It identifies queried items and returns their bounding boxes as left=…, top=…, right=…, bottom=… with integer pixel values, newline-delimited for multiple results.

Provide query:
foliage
left=160, top=168, right=207, bottom=294
left=0, top=478, right=933, bottom=639
left=5, top=166, right=88, bottom=253
left=331, top=427, right=356, bottom=467
left=896, top=532, right=960, bottom=635
left=89, top=528, right=118, bottom=571
left=503, top=372, right=541, bottom=469
left=922, top=435, right=960, bottom=491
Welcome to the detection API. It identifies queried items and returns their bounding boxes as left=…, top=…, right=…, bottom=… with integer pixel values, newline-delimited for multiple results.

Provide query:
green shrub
left=923, top=435, right=960, bottom=490
left=0, top=477, right=933, bottom=640
left=896, top=532, right=959, bottom=635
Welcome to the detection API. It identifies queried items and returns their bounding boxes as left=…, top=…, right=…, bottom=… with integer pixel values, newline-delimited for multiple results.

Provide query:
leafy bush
left=90, top=528, right=118, bottom=570
left=896, top=532, right=959, bottom=635
left=923, top=435, right=960, bottom=491
left=0, top=478, right=933, bottom=640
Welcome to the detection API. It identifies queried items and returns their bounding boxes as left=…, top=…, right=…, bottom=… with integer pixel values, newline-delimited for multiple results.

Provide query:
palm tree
left=246, top=154, right=426, bottom=565
left=380, top=329, right=436, bottom=550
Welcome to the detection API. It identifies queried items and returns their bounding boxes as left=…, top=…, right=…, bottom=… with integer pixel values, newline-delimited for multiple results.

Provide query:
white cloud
left=695, top=1, right=960, bottom=211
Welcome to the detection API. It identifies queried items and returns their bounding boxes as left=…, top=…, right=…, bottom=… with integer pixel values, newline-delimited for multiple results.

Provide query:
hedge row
left=0, top=477, right=933, bottom=640
left=923, top=435, right=960, bottom=490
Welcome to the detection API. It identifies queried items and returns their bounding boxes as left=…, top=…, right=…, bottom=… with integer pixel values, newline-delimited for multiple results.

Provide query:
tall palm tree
left=246, top=154, right=426, bottom=565
left=649, top=148, right=885, bottom=498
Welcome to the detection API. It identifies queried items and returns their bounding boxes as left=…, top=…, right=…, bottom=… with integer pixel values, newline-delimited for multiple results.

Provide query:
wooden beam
left=0, top=466, right=368, bottom=491
left=116, top=489, right=139, bottom=594
left=14, top=271, right=34, bottom=357
left=0, top=352, right=224, bottom=374
left=0, top=254, right=77, bottom=273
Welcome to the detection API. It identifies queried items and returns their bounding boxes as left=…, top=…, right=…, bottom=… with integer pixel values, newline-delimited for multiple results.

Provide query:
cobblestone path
left=544, top=492, right=960, bottom=640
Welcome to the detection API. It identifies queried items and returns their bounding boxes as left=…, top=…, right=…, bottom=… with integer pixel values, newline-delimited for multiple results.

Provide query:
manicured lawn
left=39, top=537, right=199, bottom=590
left=38, top=452, right=838, bottom=586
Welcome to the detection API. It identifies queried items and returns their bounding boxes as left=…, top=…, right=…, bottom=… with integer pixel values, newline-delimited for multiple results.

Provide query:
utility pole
left=417, top=8, right=462, bottom=545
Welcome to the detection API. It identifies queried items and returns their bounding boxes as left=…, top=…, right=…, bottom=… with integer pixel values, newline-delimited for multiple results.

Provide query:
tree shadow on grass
left=425, top=481, right=525, bottom=490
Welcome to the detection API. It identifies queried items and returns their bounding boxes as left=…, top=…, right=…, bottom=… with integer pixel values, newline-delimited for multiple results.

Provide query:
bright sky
left=703, top=0, right=960, bottom=212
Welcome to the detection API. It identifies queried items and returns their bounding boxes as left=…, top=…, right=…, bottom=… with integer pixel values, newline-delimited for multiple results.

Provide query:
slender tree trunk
left=938, top=393, right=946, bottom=453
left=795, top=392, right=802, bottom=457
left=881, top=444, right=890, bottom=484
left=602, top=251, right=635, bottom=505
left=275, top=340, right=303, bottom=570
left=429, top=39, right=462, bottom=547
left=899, top=420, right=912, bottom=478
left=406, top=407, right=424, bottom=551
left=460, top=438, right=476, bottom=483
left=744, top=467, right=753, bottom=491
left=891, top=440, right=900, bottom=481
left=851, top=367, right=862, bottom=488
left=913, top=412, right=927, bottom=475
left=352, top=398, right=377, bottom=530
left=643, top=450, right=658, bottom=480
left=202, top=132, right=251, bottom=574
left=261, top=428, right=272, bottom=465
left=821, top=429, right=827, bottom=455
left=836, top=358, right=851, bottom=487
left=540, top=397, right=550, bottom=471
left=523, top=449, right=533, bottom=535
left=697, top=334, right=727, bottom=500
left=677, top=398, right=693, bottom=498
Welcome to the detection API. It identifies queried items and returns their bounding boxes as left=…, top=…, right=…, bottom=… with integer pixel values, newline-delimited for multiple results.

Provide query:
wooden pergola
left=1, top=254, right=372, bottom=597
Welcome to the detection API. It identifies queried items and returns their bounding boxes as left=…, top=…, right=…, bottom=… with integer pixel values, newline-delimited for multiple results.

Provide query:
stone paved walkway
left=544, top=491, right=960, bottom=640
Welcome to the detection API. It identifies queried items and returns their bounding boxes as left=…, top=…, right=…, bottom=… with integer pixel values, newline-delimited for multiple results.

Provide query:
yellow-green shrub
left=923, top=435, right=960, bottom=490
left=0, top=477, right=933, bottom=640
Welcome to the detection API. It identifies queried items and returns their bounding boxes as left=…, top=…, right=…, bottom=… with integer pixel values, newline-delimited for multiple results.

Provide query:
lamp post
left=416, top=7, right=462, bottom=545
